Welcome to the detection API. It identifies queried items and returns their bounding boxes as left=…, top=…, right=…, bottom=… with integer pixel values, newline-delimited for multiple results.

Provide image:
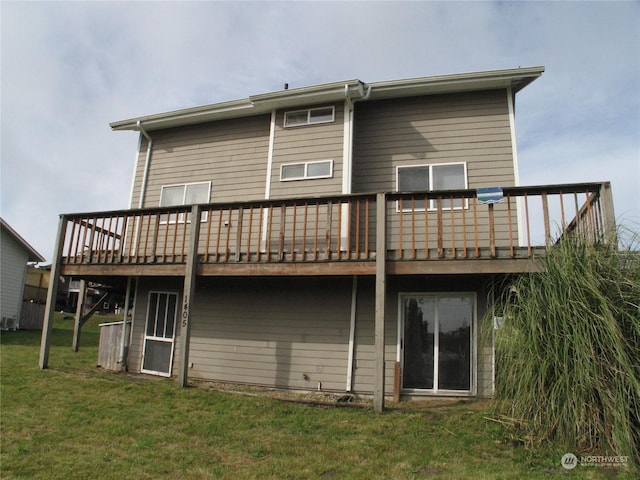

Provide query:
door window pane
left=142, top=340, right=172, bottom=373
left=403, top=297, right=435, bottom=389
left=437, top=297, right=472, bottom=390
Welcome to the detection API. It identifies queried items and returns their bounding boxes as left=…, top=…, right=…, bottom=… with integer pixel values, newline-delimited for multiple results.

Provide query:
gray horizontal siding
left=353, top=90, right=518, bottom=246
left=352, top=90, right=515, bottom=193
left=187, top=277, right=353, bottom=392
left=269, top=103, right=345, bottom=199
left=131, top=115, right=271, bottom=209
left=1, top=233, right=28, bottom=322
left=128, top=275, right=496, bottom=398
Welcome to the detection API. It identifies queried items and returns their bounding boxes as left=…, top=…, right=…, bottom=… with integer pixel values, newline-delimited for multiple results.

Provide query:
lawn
left=0, top=314, right=634, bottom=479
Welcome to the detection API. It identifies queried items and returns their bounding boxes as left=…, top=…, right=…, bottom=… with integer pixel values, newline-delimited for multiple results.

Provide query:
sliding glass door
left=401, top=294, right=474, bottom=393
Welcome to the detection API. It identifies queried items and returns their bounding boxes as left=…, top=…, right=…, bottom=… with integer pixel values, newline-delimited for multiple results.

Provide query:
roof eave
left=110, top=80, right=365, bottom=132
left=367, top=66, right=545, bottom=100
left=110, top=67, right=544, bottom=132
left=109, top=99, right=256, bottom=132
left=0, top=218, right=46, bottom=263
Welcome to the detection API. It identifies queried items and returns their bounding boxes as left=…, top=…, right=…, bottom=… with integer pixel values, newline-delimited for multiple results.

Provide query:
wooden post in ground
left=374, top=193, right=387, bottom=413
left=177, top=205, right=201, bottom=388
left=39, top=216, right=67, bottom=369
left=72, top=280, right=87, bottom=351
left=118, top=277, right=133, bottom=370
left=599, top=182, right=617, bottom=242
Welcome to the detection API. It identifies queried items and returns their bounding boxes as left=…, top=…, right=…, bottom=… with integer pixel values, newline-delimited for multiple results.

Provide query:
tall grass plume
left=489, top=225, right=640, bottom=468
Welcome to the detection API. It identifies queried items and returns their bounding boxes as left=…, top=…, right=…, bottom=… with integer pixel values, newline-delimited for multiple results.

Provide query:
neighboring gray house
left=1, top=218, right=45, bottom=329
left=39, top=67, right=615, bottom=410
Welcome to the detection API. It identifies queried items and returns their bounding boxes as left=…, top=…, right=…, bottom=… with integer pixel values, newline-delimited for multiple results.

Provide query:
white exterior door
left=141, top=291, right=178, bottom=376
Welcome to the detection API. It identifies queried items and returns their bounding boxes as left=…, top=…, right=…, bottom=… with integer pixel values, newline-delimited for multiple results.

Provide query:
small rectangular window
left=284, top=106, right=335, bottom=127
left=159, top=181, right=211, bottom=223
left=280, top=160, right=333, bottom=181
left=396, top=163, right=467, bottom=211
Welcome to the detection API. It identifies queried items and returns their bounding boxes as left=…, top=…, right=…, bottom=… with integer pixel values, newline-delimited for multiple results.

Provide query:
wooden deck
left=39, top=181, right=616, bottom=412
left=56, top=182, right=614, bottom=278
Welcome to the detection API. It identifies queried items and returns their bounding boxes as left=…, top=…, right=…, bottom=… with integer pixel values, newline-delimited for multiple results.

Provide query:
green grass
left=1, top=314, right=635, bottom=479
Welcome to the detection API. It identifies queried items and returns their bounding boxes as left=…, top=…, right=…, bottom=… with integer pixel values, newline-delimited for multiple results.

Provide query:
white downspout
left=342, top=82, right=372, bottom=195
left=137, top=121, right=153, bottom=209
left=346, top=276, right=358, bottom=392
left=261, top=110, right=277, bottom=251
left=341, top=83, right=372, bottom=249
left=344, top=85, right=370, bottom=391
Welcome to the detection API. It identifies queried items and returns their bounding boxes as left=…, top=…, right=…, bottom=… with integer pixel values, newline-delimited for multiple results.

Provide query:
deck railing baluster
left=507, top=196, right=514, bottom=258
left=450, top=197, right=456, bottom=259
left=55, top=184, right=613, bottom=272
left=436, top=197, right=444, bottom=258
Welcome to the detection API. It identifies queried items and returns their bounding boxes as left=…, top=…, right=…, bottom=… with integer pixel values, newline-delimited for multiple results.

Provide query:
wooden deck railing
left=58, top=182, right=614, bottom=269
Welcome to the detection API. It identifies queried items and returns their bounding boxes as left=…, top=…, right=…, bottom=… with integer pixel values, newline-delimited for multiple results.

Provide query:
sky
left=1, top=1, right=639, bottom=263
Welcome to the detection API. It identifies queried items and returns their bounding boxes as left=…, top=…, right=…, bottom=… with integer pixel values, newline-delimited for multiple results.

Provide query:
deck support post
left=118, top=276, right=133, bottom=369
left=599, top=182, right=616, bottom=242
left=177, top=205, right=201, bottom=388
left=374, top=193, right=387, bottom=413
left=39, top=215, right=67, bottom=369
left=72, top=280, right=87, bottom=351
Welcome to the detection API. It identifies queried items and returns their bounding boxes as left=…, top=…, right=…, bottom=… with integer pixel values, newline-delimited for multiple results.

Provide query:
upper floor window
left=396, top=163, right=467, bottom=210
left=284, top=106, right=335, bottom=127
left=160, top=181, right=211, bottom=222
left=280, top=160, right=333, bottom=181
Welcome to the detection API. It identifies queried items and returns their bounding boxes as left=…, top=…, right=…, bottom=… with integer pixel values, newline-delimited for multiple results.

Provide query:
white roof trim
left=110, top=67, right=544, bottom=132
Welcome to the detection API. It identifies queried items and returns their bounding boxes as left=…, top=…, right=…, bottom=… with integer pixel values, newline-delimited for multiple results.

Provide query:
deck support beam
left=72, top=280, right=87, bottom=351
left=118, top=277, right=133, bottom=369
left=374, top=193, right=386, bottom=413
left=177, top=205, right=202, bottom=388
left=40, top=215, right=67, bottom=369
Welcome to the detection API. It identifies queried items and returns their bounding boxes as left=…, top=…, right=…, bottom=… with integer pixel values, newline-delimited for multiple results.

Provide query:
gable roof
left=0, top=218, right=45, bottom=263
left=111, top=66, right=544, bottom=132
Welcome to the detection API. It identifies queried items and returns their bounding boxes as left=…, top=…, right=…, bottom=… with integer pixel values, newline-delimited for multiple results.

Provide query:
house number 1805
left=182, top=296, right=189, bottom=327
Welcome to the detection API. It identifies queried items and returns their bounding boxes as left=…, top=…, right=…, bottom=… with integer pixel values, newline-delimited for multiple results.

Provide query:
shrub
left=489, top=226, right=640, bottom=468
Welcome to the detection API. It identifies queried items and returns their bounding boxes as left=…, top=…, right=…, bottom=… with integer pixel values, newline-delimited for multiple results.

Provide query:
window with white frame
left=284, top=106, right=335, bottom=127
left=159, top=181, right=211, bottom=222
left=396, top=163, right=467, bottom=210
left=280, top=160, right=333, bottom=181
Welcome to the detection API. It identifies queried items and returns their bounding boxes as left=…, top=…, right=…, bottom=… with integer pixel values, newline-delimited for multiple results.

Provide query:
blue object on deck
left=477, top=187, right=504, bottom=204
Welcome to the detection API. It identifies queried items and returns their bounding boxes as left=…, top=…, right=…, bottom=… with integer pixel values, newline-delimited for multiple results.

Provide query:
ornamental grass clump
left=490, top=226, right=640, bottom=468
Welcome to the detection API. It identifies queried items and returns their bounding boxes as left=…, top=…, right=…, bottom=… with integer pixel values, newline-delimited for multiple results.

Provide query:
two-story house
left=39, top=66, right=614, bottom=411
